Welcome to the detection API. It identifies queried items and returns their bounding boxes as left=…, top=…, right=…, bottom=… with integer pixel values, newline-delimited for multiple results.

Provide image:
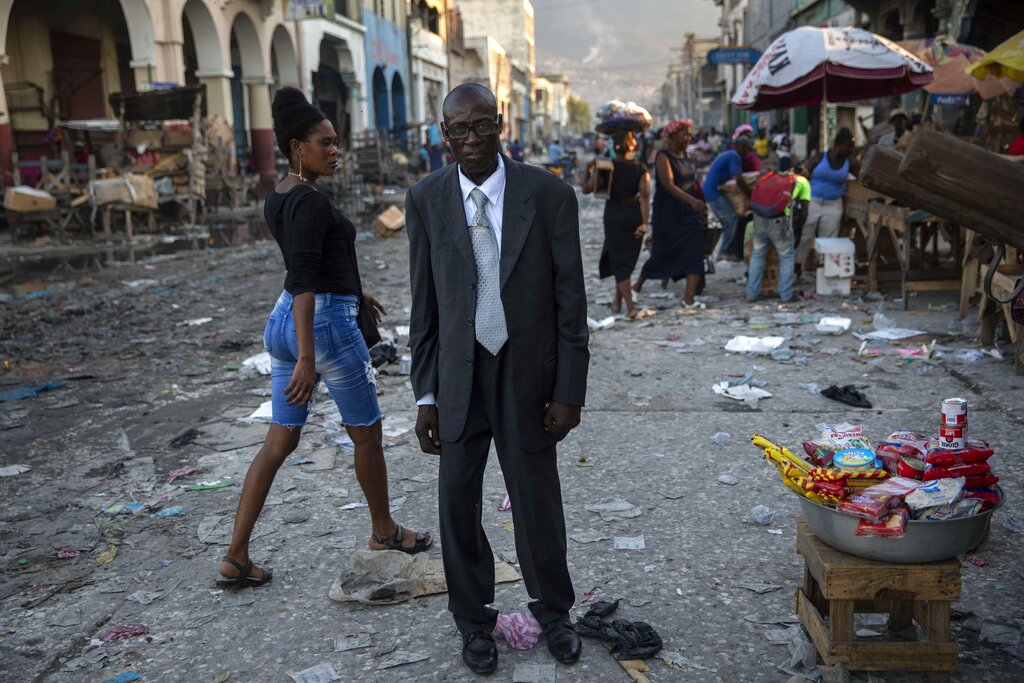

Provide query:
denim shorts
left=263, top=291, right=382, bottom=428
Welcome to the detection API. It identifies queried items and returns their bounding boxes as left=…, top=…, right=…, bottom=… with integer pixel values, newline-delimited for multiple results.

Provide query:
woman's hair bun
left=271, top=87, right=328, bottom=159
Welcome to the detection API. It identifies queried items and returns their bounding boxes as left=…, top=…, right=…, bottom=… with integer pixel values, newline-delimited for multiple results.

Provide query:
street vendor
left=795, top=127, right=860, bottom=271
left=878, top=108, right=909, bottom=147
left=583, top=101, right=653, bottom=318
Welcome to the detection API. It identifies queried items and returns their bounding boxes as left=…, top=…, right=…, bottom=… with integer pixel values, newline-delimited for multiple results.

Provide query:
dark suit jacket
left=406, top=155, right=589, bottom=452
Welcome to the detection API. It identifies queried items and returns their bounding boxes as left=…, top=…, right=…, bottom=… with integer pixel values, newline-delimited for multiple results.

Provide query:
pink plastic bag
left=495, top=611, right=543, bottom=650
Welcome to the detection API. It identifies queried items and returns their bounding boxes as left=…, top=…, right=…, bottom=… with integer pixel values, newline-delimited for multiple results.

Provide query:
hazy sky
left=533, top=0, right=721, bottom=111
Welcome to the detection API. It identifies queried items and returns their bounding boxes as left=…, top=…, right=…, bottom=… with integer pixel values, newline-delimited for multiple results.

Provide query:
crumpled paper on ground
left=585, top=498, right=642, bottom=521
left=241, top=352, right=272, bottom=376
left=712, top=381, right=773, bottom=408
left=724, top=336, right=785, bottom=353
left=328, top=550, right=429, bottom=605
left=495, top=610, right=544, bottom=650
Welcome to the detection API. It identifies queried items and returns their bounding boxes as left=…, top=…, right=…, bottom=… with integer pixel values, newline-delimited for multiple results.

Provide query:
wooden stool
left=795, top=518, right=960, bottom=682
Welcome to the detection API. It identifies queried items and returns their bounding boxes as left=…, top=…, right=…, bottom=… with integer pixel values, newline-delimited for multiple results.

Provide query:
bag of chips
left=922, top=462, right=991, bottom=481
left=905, top=477, right=965, bottom=513
left=923, top=440, right=994, bottom=466
left=856, top=506, right=909, bottom=537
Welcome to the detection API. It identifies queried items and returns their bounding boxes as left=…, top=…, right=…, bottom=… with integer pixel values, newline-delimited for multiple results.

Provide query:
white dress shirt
left=417, top=155, right=507, bottom=407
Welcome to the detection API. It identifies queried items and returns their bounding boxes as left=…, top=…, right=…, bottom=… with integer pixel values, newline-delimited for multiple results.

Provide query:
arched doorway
left=271, top=24, right=300, bottom=90
left=391, top=72, right=407, bottom=147
left=373, top=67, right=390, bottom=131
left=230, top=11, right=274, bottom=195
left=314, top=37, right=353, bottom=147
left=182, top=0, right=228, bottom=123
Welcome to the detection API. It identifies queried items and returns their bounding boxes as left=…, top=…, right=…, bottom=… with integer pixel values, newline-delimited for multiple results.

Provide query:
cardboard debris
left=373, top=206, right=406, bottom=237
left=4, top=186, right=56, bottom=212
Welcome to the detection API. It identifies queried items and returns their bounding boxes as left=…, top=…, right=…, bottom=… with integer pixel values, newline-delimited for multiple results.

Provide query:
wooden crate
left=795, top=519, right=960, bottom=682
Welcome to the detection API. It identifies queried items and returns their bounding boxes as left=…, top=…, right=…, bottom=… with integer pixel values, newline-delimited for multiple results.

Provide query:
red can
left=896, top=456, right=926, bottom=479
left=941, top=398, right=968, bottom=426
left=938, top=425, right=967, bottom=450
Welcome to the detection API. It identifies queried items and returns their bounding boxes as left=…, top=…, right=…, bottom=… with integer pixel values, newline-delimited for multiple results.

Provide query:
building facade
left=408, top=0, right=449, bottom=129
left=362, top=0, right=409, bottom=141
left=0, top=0, right=304, bottom=192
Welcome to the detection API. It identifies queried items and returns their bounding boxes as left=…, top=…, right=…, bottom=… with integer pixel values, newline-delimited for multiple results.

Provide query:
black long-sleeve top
left=264, top=186, right=362, bottom=296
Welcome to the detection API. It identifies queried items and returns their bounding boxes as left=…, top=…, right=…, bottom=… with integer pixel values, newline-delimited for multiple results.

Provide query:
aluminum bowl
left=795, top=486, right=1003, bottom=563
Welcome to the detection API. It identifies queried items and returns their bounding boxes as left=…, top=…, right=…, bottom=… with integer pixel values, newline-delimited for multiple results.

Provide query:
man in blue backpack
left=746, top=156, right=810, bottom=303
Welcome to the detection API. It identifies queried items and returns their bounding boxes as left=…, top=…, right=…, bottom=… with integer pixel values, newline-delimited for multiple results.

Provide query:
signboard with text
left=285, top=0, right=333, bottom=21
left=930, top=93, right=967, bottom=106
left=707, top=47, right=762, bottom=65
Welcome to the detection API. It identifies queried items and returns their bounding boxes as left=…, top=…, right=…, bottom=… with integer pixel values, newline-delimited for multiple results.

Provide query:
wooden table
left=796, top=519, right=960, bottom=682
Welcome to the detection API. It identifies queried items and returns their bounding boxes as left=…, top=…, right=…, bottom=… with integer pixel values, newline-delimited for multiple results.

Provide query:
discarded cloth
left=0, top=381, right=64, bottom=402
left=495, top=610, right=544, bottom=650
left=821, top=384, right=872, bottom=409
left=574, top=599, right=663, bottom=659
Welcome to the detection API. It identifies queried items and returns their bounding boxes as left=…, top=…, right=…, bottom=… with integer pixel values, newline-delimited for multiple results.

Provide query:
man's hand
left=415, top=405, right=442, bottom=455
left=543, top=402, right=582, bottom=442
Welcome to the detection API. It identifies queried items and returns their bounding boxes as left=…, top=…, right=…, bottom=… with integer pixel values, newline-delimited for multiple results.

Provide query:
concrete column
left=246, top=80, right=275, bottom=197
left=0, top=60, right=12, bottom=187
left=197, top=70, right=235, bottom=126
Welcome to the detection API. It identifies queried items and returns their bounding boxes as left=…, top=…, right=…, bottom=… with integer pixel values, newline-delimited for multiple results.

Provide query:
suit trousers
left=439, top=341, right=575, bottom=637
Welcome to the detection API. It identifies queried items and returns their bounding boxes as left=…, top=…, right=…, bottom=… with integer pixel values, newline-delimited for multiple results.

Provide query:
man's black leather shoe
left=462, top=631, right=498, bottom=675
left=544, top=619, right=582, bottom=664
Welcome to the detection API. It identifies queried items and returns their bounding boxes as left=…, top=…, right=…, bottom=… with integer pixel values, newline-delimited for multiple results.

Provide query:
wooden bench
left=795, top=518, right=960, bottom=682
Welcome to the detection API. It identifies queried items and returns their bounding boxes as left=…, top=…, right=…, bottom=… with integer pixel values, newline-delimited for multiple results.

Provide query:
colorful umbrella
left=900, top=37, right=1015, bottom=99
left=966, top=29, right=1024, bottom=83
left=732, top=26, right=933, bottom=111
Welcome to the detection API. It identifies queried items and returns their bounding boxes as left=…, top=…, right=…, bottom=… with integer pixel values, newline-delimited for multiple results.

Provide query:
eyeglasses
left=444, top=117, right=500, bottom=140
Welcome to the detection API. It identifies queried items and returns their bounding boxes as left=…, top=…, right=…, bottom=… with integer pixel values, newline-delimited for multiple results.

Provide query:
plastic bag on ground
left=495, top=611, right=544, bottom=650
left=328, top=550, right=429, bottom=605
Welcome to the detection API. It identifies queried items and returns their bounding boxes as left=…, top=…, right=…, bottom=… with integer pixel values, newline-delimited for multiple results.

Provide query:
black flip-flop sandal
left=216, top=555, right=273, bottom=590
left=369, top=526, right=433, bottom=554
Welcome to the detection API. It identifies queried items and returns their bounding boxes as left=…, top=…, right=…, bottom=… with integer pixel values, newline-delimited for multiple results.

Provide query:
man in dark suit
left=406, top=83, right=589, bottom=675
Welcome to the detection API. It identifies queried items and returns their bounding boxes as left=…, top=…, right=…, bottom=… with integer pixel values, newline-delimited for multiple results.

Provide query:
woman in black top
left=217, top=89, right=431, bottom=589
left=633, top=119, right=708, bottom=306
left=582, top=130, right=650, bottom=318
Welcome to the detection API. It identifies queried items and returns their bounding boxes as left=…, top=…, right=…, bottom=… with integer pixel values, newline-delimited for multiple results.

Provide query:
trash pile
left=751, top=397, right=1003, bottom=540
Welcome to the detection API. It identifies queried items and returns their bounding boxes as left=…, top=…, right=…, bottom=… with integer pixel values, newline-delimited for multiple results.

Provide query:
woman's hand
left=285, top=357, right=317, bottom=407
left=644, top=232, right=654, bottom=249
left=363, top=293, right=387, bottom=323
left=634, top=223, right=648, bottom=239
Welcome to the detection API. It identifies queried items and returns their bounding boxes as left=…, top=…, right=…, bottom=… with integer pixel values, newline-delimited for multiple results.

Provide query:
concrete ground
left=1, top=185, right=1022, bottom=683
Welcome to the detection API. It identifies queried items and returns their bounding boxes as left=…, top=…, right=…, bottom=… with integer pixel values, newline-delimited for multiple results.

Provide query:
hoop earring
left=298, top=153, right=303, bottom=179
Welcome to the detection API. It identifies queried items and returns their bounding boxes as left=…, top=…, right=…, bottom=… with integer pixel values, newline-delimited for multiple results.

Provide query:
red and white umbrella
left=732, top=26, right=934, bottom=111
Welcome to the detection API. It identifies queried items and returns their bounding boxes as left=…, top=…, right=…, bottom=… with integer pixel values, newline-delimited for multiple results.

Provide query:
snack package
left=916, top=499, right=983, bottom=521
left=817, top=423, right=871, bottom=450
left=838, top=490, right=899, bottom=523
left=964, top=474, right=999, bottom=488
left=924, top=440, right=994, bottom=466
left=883, top=431, right=930, bottom=456
left=904, top=477, right=965, bottom=513
left=856, top=506, right=909, bottom=537
left=962, top=487, right=1001, bottom=509
left=923, top=462, right=991, bottom=481
left=802, top=442, right=835, bottom=467
left=858, top=476, right=921, bottom=499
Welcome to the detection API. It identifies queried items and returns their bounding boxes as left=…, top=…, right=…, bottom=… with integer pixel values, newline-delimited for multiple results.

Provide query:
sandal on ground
left=216, top=555, right=273, bottom=590
left=368, top=525, right=433, bottom=554
left=682, top=301, right=706, bottom=310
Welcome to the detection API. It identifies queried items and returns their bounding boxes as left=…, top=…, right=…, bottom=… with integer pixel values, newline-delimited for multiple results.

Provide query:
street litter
left=778, top=624, right=818, bottom=680
left=57, top=547, right=80, bottom=559
left=737, top=581, right=783, bottom=594
left=100, top=623, right=149, bottom=642
left=102, top=674, right=142, bottom=683
left=373, top=205, right=406, bottom=237
left=496, top=611, right=544, bottom=650
left=725, top=336, right=785, bottom=353
left=587, top=316, right=616, bottom=331
left=376, top=650, right=429, bottom=669
left=512, top=663, right=557, bottom=683
left=103, top=502, right=145, bottom=516
left=569, top=530, right=611, bottom=544
left=288, top=662, right=339, bottom=683
left=575, top=599, right=663, bottom=659
left=181, top=317, right=213, bottom=326
left=340, top=502, right=368, bottom=510
left=0, top=381, right=64, bottom=402
left=718, top=474, right=739, bottom=485
left=585, top=498, right=642, bottom=521
left=751, top=505, right=776, bottom=525
left=967, top=555, right=989, bottom=567
left=498, top=494, right=512, bottom=511
left=127, top=590, right=164, bottom=605
left=166, top=465, right=201, bottom=484
left=613, top=535, right=646, bottom=550
left=0, top=464, right=31, bottom=476
left=853, top=327, right=927, bottom=341
left=713, top=380, right=772, bottom=408
left=328, top=550, right=430, bottom=604
left=711, top=431, right=731, bottom=446
left=335, top=632, right=374, bottom=652
left=244, top=400, right=273, bottom=422
left=822, top=384, right=872, bottom=409
left=97, top=544, right=118, bottom=564
left=241, top=352, right=272, bottom=375
left=816, top=317, right=851, bottom=334
left=185, top=479, right=236, bottom=491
